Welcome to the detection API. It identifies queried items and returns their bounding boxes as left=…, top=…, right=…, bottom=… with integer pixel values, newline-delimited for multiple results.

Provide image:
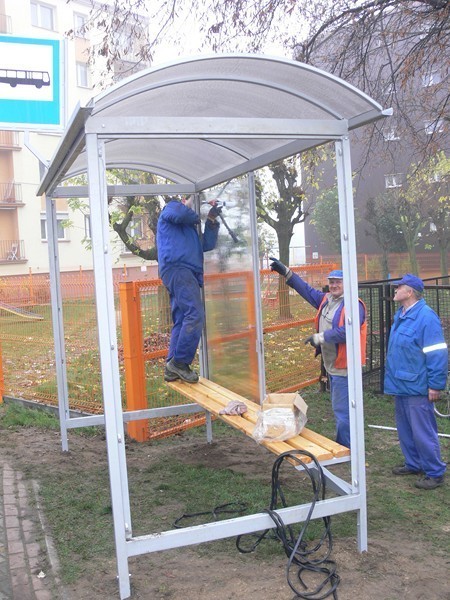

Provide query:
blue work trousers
left=329, top=374, right=350, bottom=448
left=394, top=395, right=446, bottom=478
left=161, top=267, right=205, bottom=366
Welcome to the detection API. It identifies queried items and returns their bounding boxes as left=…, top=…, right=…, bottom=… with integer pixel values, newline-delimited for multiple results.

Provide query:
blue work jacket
left=384, top=299, right=448, bottom=396
left=156, top=200, right=219, bottom=285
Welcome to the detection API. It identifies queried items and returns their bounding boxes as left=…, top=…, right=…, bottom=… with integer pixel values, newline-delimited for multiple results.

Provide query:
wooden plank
left=283, top=436, right=332, bottom=462
left=166, top=378, right=348, bottom=464
left=197, top=378, right=260, bottom=412
left=300, top=428, right=350, bottom=458
left=166, top=380, right=312, bottom=463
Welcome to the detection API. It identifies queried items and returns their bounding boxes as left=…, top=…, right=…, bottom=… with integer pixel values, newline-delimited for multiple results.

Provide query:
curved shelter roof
left=38, top=54, right=390, bottom=196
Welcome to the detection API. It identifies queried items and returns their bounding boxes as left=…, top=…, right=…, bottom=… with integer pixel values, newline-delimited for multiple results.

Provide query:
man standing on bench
left=157, top=195, right=221, bottom=383
left=269, top=259, right=366, bottom=448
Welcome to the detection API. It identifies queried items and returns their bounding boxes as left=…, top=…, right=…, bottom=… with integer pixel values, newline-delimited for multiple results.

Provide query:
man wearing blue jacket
left=384, top=274, right=448, bottom=490
left=269, top=258, right=366, bottom=448
left=157, top=196, right=220, bottom=383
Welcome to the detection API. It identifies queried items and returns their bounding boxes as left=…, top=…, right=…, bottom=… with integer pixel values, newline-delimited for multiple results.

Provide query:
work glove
left=304, top=333, right=324, bottom=348
left=269, top=256, right=291, bottom=279
left=207, top=203, right=222, bottom=220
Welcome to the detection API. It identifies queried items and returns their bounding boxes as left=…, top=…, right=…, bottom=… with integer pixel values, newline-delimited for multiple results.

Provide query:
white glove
left=304, top=332, right=325, bottom=348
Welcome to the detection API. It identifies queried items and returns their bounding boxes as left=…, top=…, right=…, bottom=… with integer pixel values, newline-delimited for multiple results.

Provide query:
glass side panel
left=202, top=176, right=260, bottom=402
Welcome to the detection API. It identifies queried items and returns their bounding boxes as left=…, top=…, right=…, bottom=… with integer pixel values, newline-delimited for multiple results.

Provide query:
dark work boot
left=392, top=465, right=421, bottom=476
left=165, top=358, right=199, bottom=383
left=164, top=364, right=180, bottom=382
left=414, top=475, right=444, bottom=490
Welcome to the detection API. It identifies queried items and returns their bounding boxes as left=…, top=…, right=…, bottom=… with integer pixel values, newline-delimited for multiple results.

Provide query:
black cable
left=236, top=450, right=340, bottom=599
left=173, top=501, right=247, bottom=528
left=172, top=451, right=340, bottom=598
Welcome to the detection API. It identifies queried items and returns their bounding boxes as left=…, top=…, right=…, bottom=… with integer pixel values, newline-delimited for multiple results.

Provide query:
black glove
left=304, top=333, right=323, bottom=348
left=269, top=256, right=289, bottom=277
left=208, top=204, right=222, bottom=220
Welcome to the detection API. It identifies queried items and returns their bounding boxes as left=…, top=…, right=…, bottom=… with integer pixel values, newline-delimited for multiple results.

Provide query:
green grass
left=1, top=402, right=60, bottom=429
left=1, top=387, right=448, bottom=585
left=1, top=403, right=102, bottom=437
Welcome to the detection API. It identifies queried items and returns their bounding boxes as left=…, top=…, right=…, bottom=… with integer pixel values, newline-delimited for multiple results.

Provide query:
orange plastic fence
left=120, top=263, right=337, bottom=441
left=0, top=341, right=4, bottom=403
left=0, top=262, right=337, bottom=440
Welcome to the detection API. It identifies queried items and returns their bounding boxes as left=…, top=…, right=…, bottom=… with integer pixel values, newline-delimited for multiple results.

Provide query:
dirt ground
left=1, top=423, right=449, bottom=600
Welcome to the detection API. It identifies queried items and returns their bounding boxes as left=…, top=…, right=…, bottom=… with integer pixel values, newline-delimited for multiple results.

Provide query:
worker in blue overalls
left=157, top=195, right=220, bottom=383
left=384, top=274, right=447, bottom=490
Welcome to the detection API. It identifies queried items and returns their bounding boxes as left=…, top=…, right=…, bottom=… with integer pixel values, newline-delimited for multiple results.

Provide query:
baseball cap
left=394, top=273, right=424, bottom=292
left=327, top=269, right=343, bottom=279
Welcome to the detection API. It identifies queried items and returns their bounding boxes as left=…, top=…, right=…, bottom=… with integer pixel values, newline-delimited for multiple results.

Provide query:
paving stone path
left=0, top=462, right=61, bottom=600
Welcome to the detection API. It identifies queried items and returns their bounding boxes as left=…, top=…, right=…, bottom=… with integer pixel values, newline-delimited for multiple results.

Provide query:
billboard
left=0, top=35, right=62, bottom=129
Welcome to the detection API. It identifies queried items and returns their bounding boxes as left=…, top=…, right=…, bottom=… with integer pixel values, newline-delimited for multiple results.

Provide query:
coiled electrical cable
left=173, top=450, right=340, bottom=598
left=236, top=450, right=340, bottom=599
left=173, top=501, right=247, bottom=528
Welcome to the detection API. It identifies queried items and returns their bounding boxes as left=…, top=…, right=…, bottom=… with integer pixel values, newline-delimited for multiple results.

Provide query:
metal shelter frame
left=36, top=55, right=391, bottom=599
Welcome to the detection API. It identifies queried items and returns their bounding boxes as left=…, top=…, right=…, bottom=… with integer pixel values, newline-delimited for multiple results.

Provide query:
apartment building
left=0, top=0, right=155, bottom=277
left=301, top=12, right=449, bottom=268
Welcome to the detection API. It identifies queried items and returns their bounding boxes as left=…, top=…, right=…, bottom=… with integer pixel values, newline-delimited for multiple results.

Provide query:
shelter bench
left=167, top=378, right=350, bottom=465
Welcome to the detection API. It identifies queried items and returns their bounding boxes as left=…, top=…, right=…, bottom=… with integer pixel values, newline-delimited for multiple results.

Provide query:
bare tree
left=415, top=152, right=450, bottom=276
left=365, top=193, right=407, bottom=278
left=71, top=0, right=449, bottom=265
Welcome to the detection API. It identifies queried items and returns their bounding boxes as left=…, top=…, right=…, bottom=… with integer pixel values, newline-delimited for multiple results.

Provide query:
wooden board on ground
left=166, top=378, right=350, bottom=464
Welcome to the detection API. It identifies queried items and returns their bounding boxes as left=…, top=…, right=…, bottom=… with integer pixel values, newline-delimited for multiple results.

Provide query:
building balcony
left=0, top=130, right=20, bottom=149
left=0, top=240, right=26, bottom=263
left=0, top=13, right=12, bottom=34
left=0, top=183, right=23, bottom=208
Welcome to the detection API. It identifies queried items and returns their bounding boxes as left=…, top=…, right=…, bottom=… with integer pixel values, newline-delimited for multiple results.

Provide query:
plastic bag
left=252, top=393, right=308, bottom=443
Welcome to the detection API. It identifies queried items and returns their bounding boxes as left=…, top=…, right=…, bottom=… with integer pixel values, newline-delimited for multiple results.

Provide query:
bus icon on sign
left=0, top=68, right=51, bottom=88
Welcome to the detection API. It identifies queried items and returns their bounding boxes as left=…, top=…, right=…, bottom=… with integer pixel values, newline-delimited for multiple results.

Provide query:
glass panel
left=202, top=176, right=260, bottom=402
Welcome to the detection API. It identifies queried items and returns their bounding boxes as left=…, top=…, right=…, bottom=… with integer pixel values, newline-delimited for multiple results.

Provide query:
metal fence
left=360, top=276, right=450, bottom=392
left=0, top=266, right=334, bottom=433
left=1, top=269, right=448, bottom=439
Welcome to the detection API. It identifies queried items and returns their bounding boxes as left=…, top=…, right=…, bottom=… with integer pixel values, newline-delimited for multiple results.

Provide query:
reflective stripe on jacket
left=384, top=298, right=448, bottom=396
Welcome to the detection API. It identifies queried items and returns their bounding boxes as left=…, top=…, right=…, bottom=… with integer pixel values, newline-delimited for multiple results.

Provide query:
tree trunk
left=381, top=250, right=390, bottom=279
left=439, top=245, right=449, bottom=278
left=158, top=285, right=171, bottom=329
left=406, top=242, right=419, bottom=275
left=277, top=228, right=292, bottom=319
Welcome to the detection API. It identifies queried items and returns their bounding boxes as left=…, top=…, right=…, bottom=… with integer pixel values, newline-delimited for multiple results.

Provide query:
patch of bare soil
left=1, top=424, right=449, bottom=600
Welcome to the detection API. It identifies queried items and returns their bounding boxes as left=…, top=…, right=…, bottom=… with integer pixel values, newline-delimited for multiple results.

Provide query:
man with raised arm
left=157, top=196, right=220, bottom=383
left=269, top=258, right=366, bottom=448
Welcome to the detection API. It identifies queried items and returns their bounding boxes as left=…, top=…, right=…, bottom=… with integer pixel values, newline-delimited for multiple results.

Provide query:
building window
left=383, top=126, right=400, bottom=141
left=122, top=216, right=144, bottom=253
left=128, top=216, right=143, bottom=238
left=429, top=171, right=442, bottom=183
left=74, top=12, right=87, bottom=38
left=422, top=69, right=441, bottom=87
left=31, top=1, right=55, bottom=31
left=424, top=119, right=444, bottom=135
left=381, top=79, right=395, bottom=97
left=84, top=215, right=91, bottom=239
left=40, top=213, right=69, bottom=241
left=76, top=62, right=89, bottom=88
left=385, top=173, right=403, bottom=189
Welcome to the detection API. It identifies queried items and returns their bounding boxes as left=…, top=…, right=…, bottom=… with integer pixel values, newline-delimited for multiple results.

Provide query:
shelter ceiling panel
left=38, top=54, right=388, bottom=197
left=93, top=55, right=379, bottom=122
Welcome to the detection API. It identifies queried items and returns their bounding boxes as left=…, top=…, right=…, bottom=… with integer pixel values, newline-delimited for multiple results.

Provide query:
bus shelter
left=37, top=55, right=390, bottom=599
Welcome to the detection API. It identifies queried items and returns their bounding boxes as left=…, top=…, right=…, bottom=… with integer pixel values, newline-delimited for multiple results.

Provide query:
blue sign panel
left=0, top=36, right=61, bottom=128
